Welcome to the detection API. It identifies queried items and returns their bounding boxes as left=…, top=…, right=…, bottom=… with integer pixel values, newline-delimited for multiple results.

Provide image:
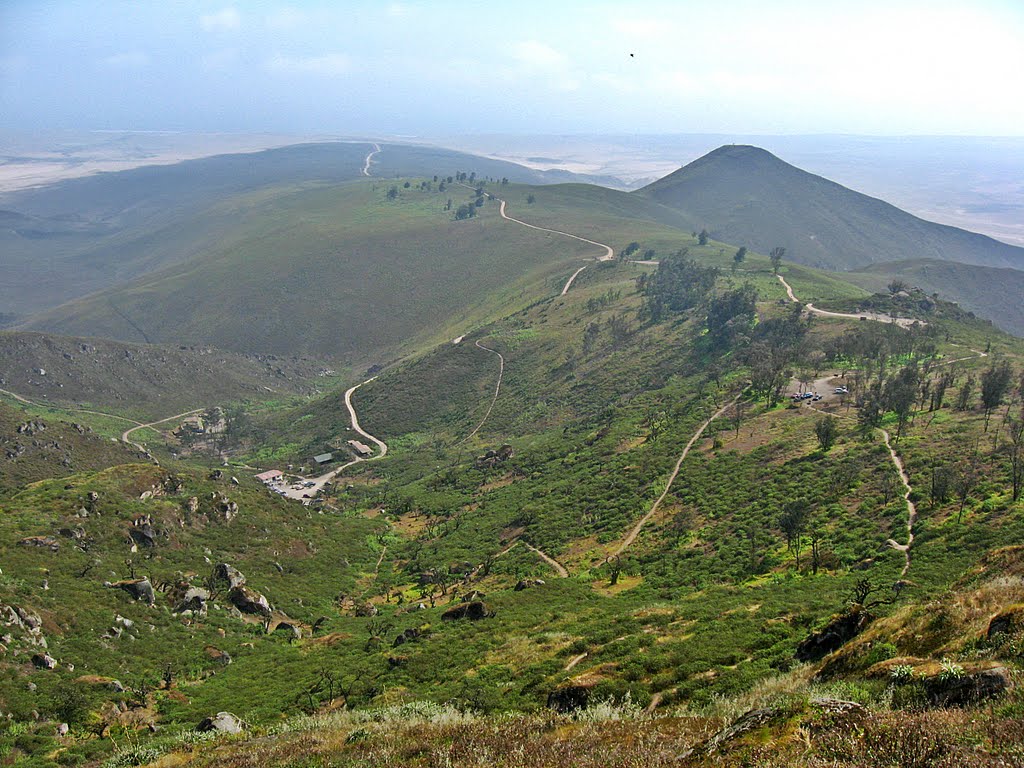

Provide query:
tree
left=955, top=374, right=975, bottom=411
left=884, top=364, right=920, bottom=441
left=779, top=500, right=810, bottom=569
left=953, top=461, right=978, bottom=523
left=732, top=246, right=747, bottom=274
left=526, top=194, right=536, bottom=204
left=1008, top=409, right=1024, bottom=503
left=706, top=283, right=758, bottom=349
left=888, top=279, right=910, bottom=295
left=642, top=248, right=657, bottom=260
left=769, top=246, right=786, bottom=275
left=698, top=229, right=710, bottom=246
left=980, top=360, right=1014, bottom=431
left=387, top=185, right=398, bottom=201
left=930, top=466, right=951, bottom=506
left=815, top=415, right=838, bottom=452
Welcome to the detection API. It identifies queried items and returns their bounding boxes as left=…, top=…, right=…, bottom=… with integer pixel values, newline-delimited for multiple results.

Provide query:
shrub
left=938, top=658, right=965, bottom=682
left=889, top=663, right=915, bottom=684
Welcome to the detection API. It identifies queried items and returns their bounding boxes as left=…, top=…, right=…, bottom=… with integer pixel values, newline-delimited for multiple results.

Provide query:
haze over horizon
left=2, top=0, right=1023, bottom=137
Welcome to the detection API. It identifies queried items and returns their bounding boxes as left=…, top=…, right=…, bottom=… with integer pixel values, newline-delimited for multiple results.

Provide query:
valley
left=1, top=140, right=1023, bottom=768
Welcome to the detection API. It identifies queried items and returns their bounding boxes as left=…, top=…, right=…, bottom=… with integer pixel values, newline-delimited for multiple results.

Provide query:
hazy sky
left=2, top=0, right=1023, bottom=136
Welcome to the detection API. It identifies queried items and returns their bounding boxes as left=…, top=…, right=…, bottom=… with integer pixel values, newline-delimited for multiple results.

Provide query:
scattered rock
left=196, top=711, right=244, bottom=734
left=475, top=444, right=515, bottom=469
left=441, top=601, right=492, bottom=621
left=678, top=707, right=783, bottom=760
left=129, top=515, right=156, bottom=548
left=393, top=627, right=424, bottom=647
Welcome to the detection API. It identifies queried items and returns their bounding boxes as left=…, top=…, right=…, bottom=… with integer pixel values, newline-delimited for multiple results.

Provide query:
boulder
left=392, top=627, right=423, bottom=647
left=212, top=563, right=246, bottom=589
left=203, top=645, right=232, bottom=665
left=129, top=516, right=156, bottom=548
left=441, top=600, right=491, bottom=622
left=175, top=587, right=210, bottom=615
left=515, top=578, right=545, bottom=591
left=31, top=652, right=57, bottom=669
left=196, top=711, right=244, bottom=734
left=109, top=578, right=155, bottom=605
left=227, top=586, right=271, bottom=617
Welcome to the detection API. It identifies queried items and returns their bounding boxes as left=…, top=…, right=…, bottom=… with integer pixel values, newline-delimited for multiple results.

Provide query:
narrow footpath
left=613, top=392, right=743, bottom=558
left=881, top=428, right=916, bottom=577
left=456, top=340, right=505, bottom=445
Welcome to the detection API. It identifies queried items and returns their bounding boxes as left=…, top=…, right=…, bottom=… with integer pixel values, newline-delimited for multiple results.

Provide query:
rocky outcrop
left=204, top=645, right=232, bottom=665
left=515, top=578, right=545, bottom=591
left=987, top=605, right=1024, bottom=639
left=475, top=444, right=514, bottom=469
left=175, top=586, right=210, bottom=615
left=17, top=536, right=60, bottom=552
left=129, top=515, right=156, bottom=548
left=925, top=666, right=1012, bottom=707
left=796, top=608, right=872, bottom=662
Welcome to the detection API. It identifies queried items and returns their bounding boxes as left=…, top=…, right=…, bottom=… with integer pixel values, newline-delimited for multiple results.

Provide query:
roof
left=313, top=453, right=334, bottom=463
left=348, top=440, right=373, bottom=454
left=255, top=469, right=282, bottom=481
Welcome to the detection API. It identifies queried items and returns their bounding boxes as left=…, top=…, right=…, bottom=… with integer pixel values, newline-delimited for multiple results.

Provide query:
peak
left=696, top=144, right=784, bottom=165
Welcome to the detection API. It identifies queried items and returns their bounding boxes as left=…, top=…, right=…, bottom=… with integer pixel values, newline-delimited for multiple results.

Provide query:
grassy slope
left=24, top=181, right=594, bottom=362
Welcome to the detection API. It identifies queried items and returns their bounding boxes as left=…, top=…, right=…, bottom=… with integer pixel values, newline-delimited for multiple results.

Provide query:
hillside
left=0, top=331, right=332, bottom=421
left=637, top=145, right=1024, bottom=273
left=0, top=142, right=606, bottom=324
left=3, top=146, right=1024, bottom=767
left=21, top=180, right=603, bottom=362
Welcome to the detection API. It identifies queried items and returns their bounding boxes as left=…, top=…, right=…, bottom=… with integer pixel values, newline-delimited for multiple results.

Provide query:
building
left=313, top=452, right=334, bottom=465
left=348, top=440, right=373, bottom=457
left=255, top=469, right=283, bottom=483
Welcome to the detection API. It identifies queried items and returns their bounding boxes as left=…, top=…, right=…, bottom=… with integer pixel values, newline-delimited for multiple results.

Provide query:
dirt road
left=362, top=143, right=381, bottom=176
left=777, top=274, right=923, bottom=329
left=121, top=409, right=204, bottom=457
left=281, top=376, right=388, bottom=501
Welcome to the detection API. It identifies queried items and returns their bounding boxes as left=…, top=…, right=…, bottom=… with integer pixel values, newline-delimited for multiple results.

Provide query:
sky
left=2, top=0, right=1023, bottom=136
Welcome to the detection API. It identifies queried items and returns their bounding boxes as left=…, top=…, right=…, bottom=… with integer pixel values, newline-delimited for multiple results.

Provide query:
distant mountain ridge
left=637, top=145, right=1024, bottom=272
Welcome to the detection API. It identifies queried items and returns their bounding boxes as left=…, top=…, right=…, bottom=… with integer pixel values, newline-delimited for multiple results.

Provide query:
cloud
left=266, top=53, right=352, bottom=76
left=200, top=8, right=241, bottom=32
left=101, top=52, right=150, bottom=68
left=387, top=4, right=412, bottom=18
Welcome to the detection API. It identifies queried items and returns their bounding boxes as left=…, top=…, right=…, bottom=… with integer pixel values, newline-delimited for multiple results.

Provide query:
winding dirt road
left=777, top=274, right=923, bottom=329
left=456, top=340, right=505, bottom=445
left=281, top=376, right=388, bottom=501
left=455, top=181, right=613, bottom=293
left=122, top=408, right=204, bottom=456
left=361, top=143, right=381, bottom=176
left=522, top=541, right=570, bottom=578
left=613, top=392, right=743, bottom=558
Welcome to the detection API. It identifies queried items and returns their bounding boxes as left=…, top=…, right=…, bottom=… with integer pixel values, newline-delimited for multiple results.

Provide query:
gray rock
left=31, top=652, right=57, bottom=669
left=212, top=563, right=246, bottom=589
left=110, top=578, right=155, bottom=605
left=196, top=711, right=244, bottom=734
left=227, top=585, right=271, bottom=617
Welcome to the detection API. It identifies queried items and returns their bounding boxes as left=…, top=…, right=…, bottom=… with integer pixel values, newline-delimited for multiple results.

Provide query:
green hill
left=637, top=145, right=1024, bottom=272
